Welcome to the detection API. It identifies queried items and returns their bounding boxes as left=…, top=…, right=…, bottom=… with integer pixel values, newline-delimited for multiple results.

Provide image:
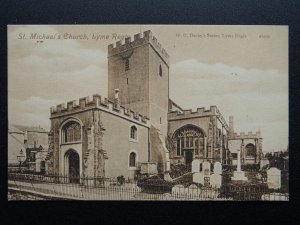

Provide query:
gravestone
left=260, top=158, right=269, bottom=169
left=203, top=161, right=211, bottom=176
left=210, top=174, right=222, bottom=188
left=192, top=159, right=200, bottom=173
left=140, top=162, right=158, bottom=175
left=187, top=184, right=200, bottom=199
left=267, top=167, right=281, bottom=189
left=214, top=162, right=222, bottom=175
left=193, top=172, right=204, bottom=184
left=162, top=193, right=172, bottom=200
left=172, top=185, right=185, bottom=196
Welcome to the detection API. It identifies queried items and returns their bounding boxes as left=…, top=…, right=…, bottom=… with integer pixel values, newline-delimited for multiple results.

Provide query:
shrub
left=241, top=164, right=260, bottom=172
left=222, top=165, right=236, bottom=173
left=117, top=175, right=125, bottom=185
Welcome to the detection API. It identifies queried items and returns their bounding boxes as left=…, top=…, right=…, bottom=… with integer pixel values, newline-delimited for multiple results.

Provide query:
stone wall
left=100, top=110, right=149, bottom=178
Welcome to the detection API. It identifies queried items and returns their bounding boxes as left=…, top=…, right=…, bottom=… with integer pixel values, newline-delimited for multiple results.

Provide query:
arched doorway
left=185, top=150, right=193, bottom=164
left=65, top=150, right=80, bottom=183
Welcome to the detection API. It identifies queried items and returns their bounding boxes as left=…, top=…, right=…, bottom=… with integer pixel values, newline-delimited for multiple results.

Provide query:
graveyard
left=8, top=147, right=289, bottom=201
left=133, top=155, right=289, bottom=201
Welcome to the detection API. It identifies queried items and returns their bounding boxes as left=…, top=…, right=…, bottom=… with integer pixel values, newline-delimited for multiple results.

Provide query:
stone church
left=45, top=30, right=262, bottom=181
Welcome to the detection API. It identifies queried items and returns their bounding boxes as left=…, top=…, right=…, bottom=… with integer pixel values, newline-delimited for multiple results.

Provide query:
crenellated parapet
left=229, top=131, right=262, bottom=140
left=50, top=94, right=150, bottom=126
left=108, top=30, right=169, bottom=65
left=168, top=106, right=218, bottom=120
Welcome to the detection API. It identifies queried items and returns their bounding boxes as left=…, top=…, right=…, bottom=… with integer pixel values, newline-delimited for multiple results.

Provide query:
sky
left=8, top=25, right=288, bottom=152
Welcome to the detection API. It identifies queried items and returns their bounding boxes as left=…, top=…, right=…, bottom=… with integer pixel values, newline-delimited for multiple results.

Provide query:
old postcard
left=7, top=25, right=288, bottom=201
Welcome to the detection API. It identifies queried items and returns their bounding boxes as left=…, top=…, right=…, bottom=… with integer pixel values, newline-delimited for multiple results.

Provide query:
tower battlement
left=229, top=131, right=262, bottom=140
left=50, top=94, right=150, bottom=125
left=168, top=105, right=229, bottom=131
left=108, top=30, right=169, bottom=65
left=168, top=106, right=218, bottom=120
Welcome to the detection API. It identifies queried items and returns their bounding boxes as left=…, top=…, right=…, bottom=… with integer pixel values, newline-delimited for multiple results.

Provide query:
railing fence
left=8, top=173, right=288, bottom=201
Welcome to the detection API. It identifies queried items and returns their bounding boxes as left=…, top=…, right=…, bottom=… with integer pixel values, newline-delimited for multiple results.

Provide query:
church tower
left=108, top=30, right=170, bottom=136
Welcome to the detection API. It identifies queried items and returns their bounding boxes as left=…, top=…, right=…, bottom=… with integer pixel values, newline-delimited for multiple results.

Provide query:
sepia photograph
left=7, top=25, right=288, bottom=201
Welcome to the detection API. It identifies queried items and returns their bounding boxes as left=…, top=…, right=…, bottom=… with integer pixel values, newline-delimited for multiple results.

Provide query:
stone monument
left=231, top=149, right=248, bottom=181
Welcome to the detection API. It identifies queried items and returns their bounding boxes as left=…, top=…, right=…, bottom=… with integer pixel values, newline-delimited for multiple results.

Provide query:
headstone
left=192, top=159, right=200, bottom=173
left=267, top=167, right=281, bottom=189
left=187, top=184, right=200, bottom=199
left=162, top=193, right=172, bottom=200
left=261, top=193, right=288, bottom=201
left=188, top=184, right=199, bottom=189
left=172, top=185, right=185, bottom=196
left=210, top=174, right=222, bottom=188
left=260, top=158, right=269, bottom=169
left=203, top=161, right=211, bottom=176
left=193, top=172, right=204, bottom=184
left=140, top=162, right=158, bottom=175
left=213, top=162, right=222, bottom=175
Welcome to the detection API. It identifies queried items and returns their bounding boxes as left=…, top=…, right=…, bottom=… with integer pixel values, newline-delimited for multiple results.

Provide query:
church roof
left=169, top=99, right=184, bottom=111
left=12, top=124, right=49, bottom=133
left=8, top=124, right=25, bottom=134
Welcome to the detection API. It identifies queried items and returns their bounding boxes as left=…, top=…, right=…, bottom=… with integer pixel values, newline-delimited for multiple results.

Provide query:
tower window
left=130, top=125, right=137, bottom=140
left=125, top=58, right=130, bottom=71
left=126, top=78, right=128, bottom=84
left=159, top=64, right=162, bottom=77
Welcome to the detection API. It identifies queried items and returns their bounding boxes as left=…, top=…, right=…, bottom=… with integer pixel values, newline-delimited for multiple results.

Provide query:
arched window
left=129, top=152, right=136, bottom=167
left=62, top=121, right=81, bottom=143
left=130, top=125, right=137, bottom=139
left=159, top=64, right=162, bottom=77
left=176, top=139, right=181, bottom=156
left=125, top=58, right=130, bottom=71
left=245, top=143, right=256, bottom=157
left=173, top=125, right=205, bottom=157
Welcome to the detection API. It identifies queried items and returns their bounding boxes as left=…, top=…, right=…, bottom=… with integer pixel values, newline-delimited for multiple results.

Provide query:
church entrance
left=185, top=150, right=193, bottom=164
left=67, top=150, right=80, bottom=183
left=173, top=124, right=205, bottom=165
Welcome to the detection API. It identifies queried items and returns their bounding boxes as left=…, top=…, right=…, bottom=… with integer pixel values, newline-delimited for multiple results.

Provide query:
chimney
left=229, top=116, right=234, bottom=134
left=114, top=89, right=120, bottom=109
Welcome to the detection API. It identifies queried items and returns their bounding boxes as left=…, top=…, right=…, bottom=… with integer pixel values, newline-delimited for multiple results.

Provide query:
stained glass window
left=174, top=125, right=205, bottom=158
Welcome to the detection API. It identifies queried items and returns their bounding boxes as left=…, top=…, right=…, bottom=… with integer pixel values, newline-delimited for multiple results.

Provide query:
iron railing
left=8, top=172, right=289, bottom=201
